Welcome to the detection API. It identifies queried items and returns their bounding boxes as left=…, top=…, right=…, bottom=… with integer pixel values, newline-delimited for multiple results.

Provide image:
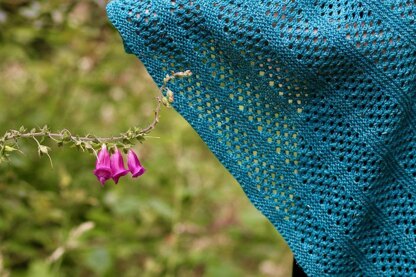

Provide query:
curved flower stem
left=1, top=97, right=160, bottom=144
left=0, top=70, right=192, bottom=159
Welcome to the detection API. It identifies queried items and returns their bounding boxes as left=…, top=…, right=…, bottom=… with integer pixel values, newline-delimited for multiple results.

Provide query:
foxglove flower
left=110, top=148, right=129, bottom=184
left=127, top=149, right=146, bottom=177
left=93, top=145, right=112, bottom=186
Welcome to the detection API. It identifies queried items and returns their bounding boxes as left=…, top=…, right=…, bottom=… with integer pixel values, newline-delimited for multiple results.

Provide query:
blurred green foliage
left=0, top=1, right=291, bottom=276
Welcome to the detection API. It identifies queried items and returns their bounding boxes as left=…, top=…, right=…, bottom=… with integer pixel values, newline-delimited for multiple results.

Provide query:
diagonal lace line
left=197, top=0, right=413, bottom=268
left=300, top=1, right=416, bottom=132
left=255, top=0, right=416, bottom=240
left=194, top=71, right=377, bottom=276
left=207, top=136, right=370, bottom=276
left=245, top=0, right=416, bottom=194
left=365, top=0, right=416, bottom=48
left=201, top=0, right=416, bottom=257
left=293, top=0, right=416, bottom=177
left=216, top=0, right=414, bottom=264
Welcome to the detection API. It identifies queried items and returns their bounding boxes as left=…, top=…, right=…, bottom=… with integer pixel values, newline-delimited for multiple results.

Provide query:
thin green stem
left=0, top=71, right=192, bottom=153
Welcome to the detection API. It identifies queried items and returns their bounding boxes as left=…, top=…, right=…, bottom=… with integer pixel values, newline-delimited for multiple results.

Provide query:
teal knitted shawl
left=107, top=0, right=416, bottom=275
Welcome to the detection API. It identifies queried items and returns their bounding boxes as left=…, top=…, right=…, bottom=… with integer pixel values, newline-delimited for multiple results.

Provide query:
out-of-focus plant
left=47, top=222, right=95, bottom=264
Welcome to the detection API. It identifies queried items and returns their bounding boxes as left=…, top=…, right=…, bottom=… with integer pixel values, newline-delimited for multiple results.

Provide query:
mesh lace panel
left=106, top=0, right=416, bottom=275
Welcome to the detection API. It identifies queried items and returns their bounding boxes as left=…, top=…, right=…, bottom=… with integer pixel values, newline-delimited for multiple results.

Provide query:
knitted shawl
left=106, top=0, right=416, bottom=275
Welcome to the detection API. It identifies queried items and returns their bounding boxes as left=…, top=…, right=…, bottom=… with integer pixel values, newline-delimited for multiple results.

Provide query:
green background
left=0, top=1, right=292, bottom=276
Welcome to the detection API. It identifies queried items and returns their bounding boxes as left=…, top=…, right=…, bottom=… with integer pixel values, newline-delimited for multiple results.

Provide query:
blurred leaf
left=83, top=247, right=112, bottom=275
left=206, top=260, right=244, bottom=277
left=148, top=199, right=173, bottom=219
left=27, top=261, right=54, bottom=277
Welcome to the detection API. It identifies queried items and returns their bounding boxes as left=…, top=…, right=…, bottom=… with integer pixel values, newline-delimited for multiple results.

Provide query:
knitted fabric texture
left=106, top=0, right=416, bottom=276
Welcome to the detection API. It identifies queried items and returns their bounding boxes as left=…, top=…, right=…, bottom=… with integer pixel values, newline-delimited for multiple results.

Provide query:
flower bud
left=166, top=89, right=174, bottom=103
left=162, top=97, right=170, bottom=107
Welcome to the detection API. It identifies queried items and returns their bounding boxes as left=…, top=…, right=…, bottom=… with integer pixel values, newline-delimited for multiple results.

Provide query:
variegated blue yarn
left=106, top=0, right=416, bottom=275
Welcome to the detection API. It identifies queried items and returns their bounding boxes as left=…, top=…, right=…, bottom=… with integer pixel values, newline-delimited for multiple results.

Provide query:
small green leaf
left=4, top=145, right=17, bottom=152
left=41, top=125, right=49, bottom=132
left=122, top=138, right=132, bottom=145
left=62, top=130, right=71, bottom=141
left=136, top=136, right=145, bottom=143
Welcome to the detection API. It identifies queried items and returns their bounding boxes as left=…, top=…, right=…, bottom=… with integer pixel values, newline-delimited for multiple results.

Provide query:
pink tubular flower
left=110, top=148, right=130, bottom=184
left=127, top=149, right=146, bottom=178
left=93, top=145, right=112, bottom=186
